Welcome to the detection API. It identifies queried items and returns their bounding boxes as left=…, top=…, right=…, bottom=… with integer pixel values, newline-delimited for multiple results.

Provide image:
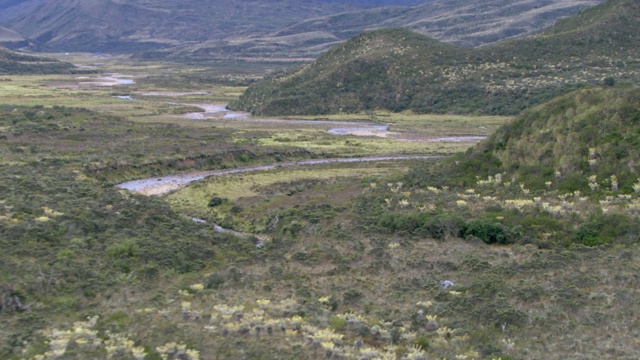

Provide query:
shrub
left=603, top=77, right=616, bottom=86
left=378, top=212, right=422, bottom=233
left=413, top=336, right=430, bottom=350
left=342, top=289, right=364, bottom=305
left=204, top=273, right=226, bottom=289
left=463, top=219, right=509, bottom=244
left=418, top=213, right=465, bottom=240
left=328, top=316, right=348, bottom=331
left=208, top=197, right=226, bottom=207
left=574, top=213, right=639, bottom=246
left=106, top=239, right=140, bottom=258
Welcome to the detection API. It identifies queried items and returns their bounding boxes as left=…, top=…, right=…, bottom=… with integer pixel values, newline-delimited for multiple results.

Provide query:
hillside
left=0, top=46, right=77, bottom=74
left=0, top=0, right=603, bottom=58
left=230, top=0, right=640, bottom=116
left=230, top=28, right=473, bottom=115
left=399, top=85, right=640, bottom=195
left=199, top=0, right=603, bottom=58
left=490, top=0, right=640, bottom=60
left=343, top=87, right=640, bottom=358
left=0, top=0, right=373, bottom=53
left=0, top=25, right=28, bottom=49
left=360, top=85, right=640, bottom=249
left=467, top=86, right=640, bottom=192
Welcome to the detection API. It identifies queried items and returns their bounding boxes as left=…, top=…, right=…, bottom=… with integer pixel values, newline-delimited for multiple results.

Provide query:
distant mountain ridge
left=0, top=0, right=603, bottom=58
left=200, top=0, right=604, bottom=58
left=229, top=0, right=640, bottom=116
left=0, top=0, right=370, bottom=52
left=0, top=25, right=28, bottom=49
left=317, top=0, right=426, bottom=5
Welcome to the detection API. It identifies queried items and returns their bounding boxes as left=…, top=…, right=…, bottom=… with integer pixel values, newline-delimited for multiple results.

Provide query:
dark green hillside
left=0, top=46, right=77, bottom=74
left=416, top=85, right=640, bottom=237
left=230, top=28, right=473, bottom=115
left=467, top=86, right=640, bottom=192
left=353, top=86, right=640, bottom=252
left=231, top=0, right=640, bottom=116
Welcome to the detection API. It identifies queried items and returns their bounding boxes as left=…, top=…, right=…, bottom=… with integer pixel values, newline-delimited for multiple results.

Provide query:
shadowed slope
left=0, top=46, right=77, bottom=74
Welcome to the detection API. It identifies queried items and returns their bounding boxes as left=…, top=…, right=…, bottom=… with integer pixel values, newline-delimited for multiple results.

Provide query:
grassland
left=0, top=56, right=508, bottom=167
left=2, top=53, right=639, bottom=360
left=166, top=160, right=416, bottom=233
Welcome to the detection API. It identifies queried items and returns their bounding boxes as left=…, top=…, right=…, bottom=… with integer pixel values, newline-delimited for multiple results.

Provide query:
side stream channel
left=115, top=156, right=441, bottom=240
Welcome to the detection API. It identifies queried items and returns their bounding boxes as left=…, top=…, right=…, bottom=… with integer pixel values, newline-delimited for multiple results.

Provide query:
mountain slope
left=0, top=0, right=374, bottom=53
left=230, top=28, right=472, bottom=115
left=490, top=0, right=640, bottom=60
left=230, top=0, right=640, bottom=116
left=192, top=0, right=603, bottom=58
left=0, top=0, right=603, bottom=57
left=0, top=25, right=28, bottom=49
left=0, top=46, right=77, bottom=74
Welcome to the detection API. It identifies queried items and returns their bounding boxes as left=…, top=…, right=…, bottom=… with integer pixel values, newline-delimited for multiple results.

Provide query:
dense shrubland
left=356, top=86, right=640, bottom=249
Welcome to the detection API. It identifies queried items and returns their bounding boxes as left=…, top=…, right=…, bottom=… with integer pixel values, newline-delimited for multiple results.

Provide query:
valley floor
left=1, top=55, right=638, bottom=360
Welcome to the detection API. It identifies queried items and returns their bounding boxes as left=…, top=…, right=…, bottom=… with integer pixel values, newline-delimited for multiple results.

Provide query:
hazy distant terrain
left=0, top=45, right=77, bottom=74
left=0, top=0, right=603, bottom=58
left=202, top=0, right=605, bottom=58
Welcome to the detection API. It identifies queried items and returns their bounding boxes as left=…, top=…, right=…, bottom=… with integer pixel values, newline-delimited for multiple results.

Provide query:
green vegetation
left=2, top=7, right=640, bottom=357
left=0, top=47, right=78, bottom=75
left=357, top=86, right=640, bottom=249
left=475, top=86, right=640, bottom=191
left=231, top=0, right=639, bottom=116
left=0, top=52, right=515, bottom=359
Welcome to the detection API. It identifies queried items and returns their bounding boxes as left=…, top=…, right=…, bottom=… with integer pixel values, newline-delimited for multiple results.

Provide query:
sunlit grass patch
left=166, top=161, right=409, bottom=225
left=257, top=130, right=450, bottom=156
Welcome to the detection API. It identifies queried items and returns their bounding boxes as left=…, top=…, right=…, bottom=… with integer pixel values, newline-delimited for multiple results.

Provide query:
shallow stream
left=115, top=156, right=438, bottom=196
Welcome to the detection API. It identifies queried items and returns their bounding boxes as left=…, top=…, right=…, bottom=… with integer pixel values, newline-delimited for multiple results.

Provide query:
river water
left=115, top=155, right=439, bottom=240
left=115, top=156, right=439, bottom=196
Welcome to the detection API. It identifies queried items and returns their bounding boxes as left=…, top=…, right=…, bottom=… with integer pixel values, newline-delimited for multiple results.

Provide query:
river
left=115, top=155, right=440, bottom=197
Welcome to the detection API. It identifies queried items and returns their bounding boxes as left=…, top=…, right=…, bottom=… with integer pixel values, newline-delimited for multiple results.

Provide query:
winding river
left=116, top=155, right=439, bottom=241
left=113, top=100, right=480, bottom=238
left=115, top=155, right=439, bottom=197
left=180, top=104, right=489, bottom=142
left=181, top=104, right=396, bottom=137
